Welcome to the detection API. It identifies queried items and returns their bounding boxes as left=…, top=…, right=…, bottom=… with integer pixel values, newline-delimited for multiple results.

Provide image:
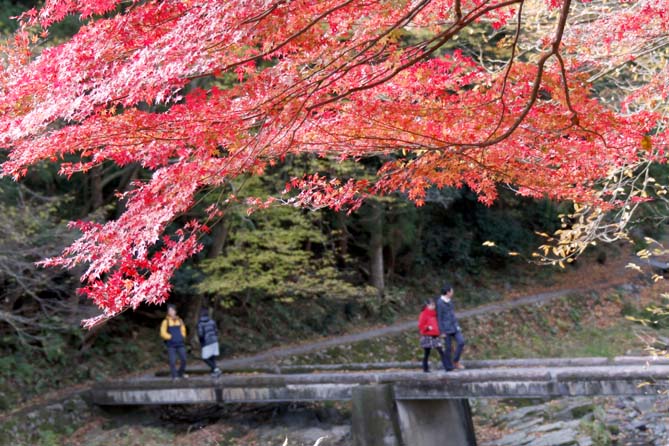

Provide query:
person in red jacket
left=418, top=299, right=449, bottom=373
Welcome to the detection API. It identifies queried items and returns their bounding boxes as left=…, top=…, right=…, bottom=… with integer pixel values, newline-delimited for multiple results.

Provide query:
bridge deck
left=154, top=355, right=669, bottom=376
left=89, top=357, right=669, bottom=405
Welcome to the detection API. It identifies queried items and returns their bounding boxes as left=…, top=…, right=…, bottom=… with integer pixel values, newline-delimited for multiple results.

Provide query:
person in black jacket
left=436, top=283, right=466, bottom=371
left=197, top=308, right=222, bottom=376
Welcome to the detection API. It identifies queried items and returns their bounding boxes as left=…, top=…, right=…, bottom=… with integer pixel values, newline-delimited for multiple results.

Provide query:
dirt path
left=213, top=247, right=646, bottom=368
left=215, top=280, right=630, bottom=369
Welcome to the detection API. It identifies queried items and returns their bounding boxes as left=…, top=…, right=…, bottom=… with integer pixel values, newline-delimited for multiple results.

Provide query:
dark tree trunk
left=90, top=165, right=104, bottom=212
left=368, top=202, right=384, bottom=297
left=207, top=220, right=228, bottom=259
left=186, top=293, right=204, bottom=349
left=115, top=165, right=141, bottom=218
left=336, top=212, right=349, bottom=259
left=186, top=220, right=227, bottom=346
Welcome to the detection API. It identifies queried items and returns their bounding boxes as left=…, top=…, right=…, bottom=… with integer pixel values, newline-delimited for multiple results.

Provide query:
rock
left=553, top=402, right=594, bottom=421
left=532, top=420, right=581, bottom=433
left=45, top=403, right=64, bottom=412
left=620, top=283, right=637, bottom=294
left=500, top=404, right=548, bottom=423
left=296, top=425, right=350, bottom=445
left=632, top=421, right=648, bottom=431
left=525, top=428, right=579, bottom=446
left=579, top=413, right=594, bottom=423
left=300, top=427, right=333, bottom=443
left=495, top=431, right=532, bottom=446
left=633, top=397, right=655, bottom=413
left=485, top=396, right=669, bottom=446
left=507, top=417, right=544, bottom=431
left=330, top=426, right=351, bottom=443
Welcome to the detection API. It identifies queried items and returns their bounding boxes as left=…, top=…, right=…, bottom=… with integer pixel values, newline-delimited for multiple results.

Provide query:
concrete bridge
left=88, top=356, right=669, bottom=446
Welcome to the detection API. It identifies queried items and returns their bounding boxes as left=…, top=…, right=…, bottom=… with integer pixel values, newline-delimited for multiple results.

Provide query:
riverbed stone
left=532, top=420, right=581, bottom=433
left=576, top=437, right=594, bottom=446
left=524, top=428, right=579, bottom=446
left=507, top=417, right=544, bottom=431
left=500, top=404, right=548, bottom=423
left=633, top=397, right=655, bottom=413
left=553, top=400, right=595, bottom=420
left=494, top=431, right=532, bottom=446
left=293, top=425, right=350, bottom=445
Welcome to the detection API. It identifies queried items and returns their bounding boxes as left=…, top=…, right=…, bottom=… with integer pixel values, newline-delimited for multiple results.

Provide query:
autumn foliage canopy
left=0, top=0, right=667, bottom=324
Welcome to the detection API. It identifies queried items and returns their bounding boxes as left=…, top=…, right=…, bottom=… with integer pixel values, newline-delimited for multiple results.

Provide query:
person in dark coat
left=197, top=307, right=221, bottom=376
left=436, top=283, right=466, bottom=371
left=160, top=304, right=188, bottom=380
left=418, top=299, right=449, bottom=373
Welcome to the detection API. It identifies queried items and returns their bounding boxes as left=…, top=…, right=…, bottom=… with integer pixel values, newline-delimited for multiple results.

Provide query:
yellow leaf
left=482, top=241, right=496, bottom=247
left=644, top=237, right=658, bottom=245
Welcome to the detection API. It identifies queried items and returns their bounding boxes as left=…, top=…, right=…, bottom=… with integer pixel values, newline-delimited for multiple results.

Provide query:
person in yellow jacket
left=160, top=304, right=188, bottom=379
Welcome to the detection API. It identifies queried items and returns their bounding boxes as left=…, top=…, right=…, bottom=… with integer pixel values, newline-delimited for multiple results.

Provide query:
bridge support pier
left=351, top=385, right=403, bottom=446
left=396, top=399, right=477, bottom=446
left=351, top=385, right=477, bottom=446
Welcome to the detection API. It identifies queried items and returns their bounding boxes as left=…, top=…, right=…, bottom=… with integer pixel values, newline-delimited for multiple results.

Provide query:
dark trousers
left=422, top=347, right=448, bottom=372
left=167, top=345, right=187, bottom=378
left=443, top=331, right=466, bottom=370
left=203, top=356, right=217, bottom=371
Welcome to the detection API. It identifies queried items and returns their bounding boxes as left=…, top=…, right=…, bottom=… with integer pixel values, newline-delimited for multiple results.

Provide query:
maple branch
left=454, top=0, right=462, bottom=21
left=441, top=0, right=572, bottom=150
left=215, top=0, right=356, bottom=72
left=555, top=52, right=579, bottom=126
left=268, top=0, right=433, bottom=109
left=486, top=0, right=525, bottom=142
left=240, top=0, right=289, bottom=25
left=305, top=0, right=524, bottom=112
left=587, top=37, right=669, bottom=84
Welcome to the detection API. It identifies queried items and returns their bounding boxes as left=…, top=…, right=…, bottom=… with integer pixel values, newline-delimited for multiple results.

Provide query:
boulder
left=524, top=428, right=579, bottom=446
